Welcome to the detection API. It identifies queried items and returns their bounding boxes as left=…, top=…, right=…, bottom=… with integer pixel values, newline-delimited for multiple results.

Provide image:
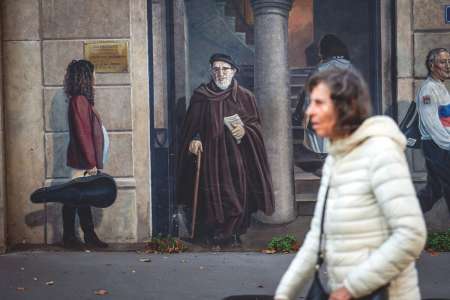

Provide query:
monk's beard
left=213, top=76, right=233, bottom=90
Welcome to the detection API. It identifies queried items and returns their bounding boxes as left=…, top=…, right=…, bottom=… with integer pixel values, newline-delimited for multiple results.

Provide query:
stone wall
left=0, top=6, right=7, bottom=253
left=397, top=0, right=450, bottom=230
left=2, top=0, right=150, bottom=245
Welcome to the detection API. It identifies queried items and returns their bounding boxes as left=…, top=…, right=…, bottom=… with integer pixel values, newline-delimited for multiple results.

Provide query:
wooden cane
left=190, top=150, right=202, bottom=239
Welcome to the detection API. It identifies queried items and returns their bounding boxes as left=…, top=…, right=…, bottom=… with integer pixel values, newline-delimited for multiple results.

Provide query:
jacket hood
left=328, top=116, right=406, bottom=156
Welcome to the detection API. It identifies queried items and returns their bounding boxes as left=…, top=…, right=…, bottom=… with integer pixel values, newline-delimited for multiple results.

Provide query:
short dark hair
left=306, top=68, right=371, bottom=136
left=426, top=48, right=449, bottom=75
left=319, top=34, right=350, bottom=60
left=64, top=59, right=95, bottom=105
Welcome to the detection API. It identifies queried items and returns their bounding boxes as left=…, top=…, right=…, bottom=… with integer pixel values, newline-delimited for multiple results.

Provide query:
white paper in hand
left=224, top=114, right=244, bottom=144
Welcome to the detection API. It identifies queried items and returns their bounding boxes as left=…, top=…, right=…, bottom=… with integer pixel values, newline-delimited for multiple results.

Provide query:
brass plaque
left=84, top=40, right=129, bottom=73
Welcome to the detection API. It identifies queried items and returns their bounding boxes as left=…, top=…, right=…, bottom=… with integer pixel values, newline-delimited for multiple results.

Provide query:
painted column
left=3, top=0, right=45, bottom=245
left=251, top=0, right=295, bottom=224
left=0, top=8, right=7, bottom=252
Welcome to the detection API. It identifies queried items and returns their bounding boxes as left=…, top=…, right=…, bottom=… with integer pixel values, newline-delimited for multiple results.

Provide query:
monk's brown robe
left=176, top=80, right=274, bottom=239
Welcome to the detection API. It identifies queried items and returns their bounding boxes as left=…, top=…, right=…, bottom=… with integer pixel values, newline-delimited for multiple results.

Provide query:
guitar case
left=30, top=172, right=117, bottom=208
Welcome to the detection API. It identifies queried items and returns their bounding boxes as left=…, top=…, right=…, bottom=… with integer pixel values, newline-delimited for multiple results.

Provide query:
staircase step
left=291, top=85, right=304, bottom=96
left=290, top=75, right=309, bottom=85
left=295, top=172, right=321, bottom=195
left=235, top=32, right=247, bottom=44
left=297, top=201, right=316, bottom=216
left=224, top=16, right=236, bottom=29
left=290, top=67, right=315, bottom=75
left=215, top=0, right=226, bottom=16
left=295, top=193, right=317, bottom=202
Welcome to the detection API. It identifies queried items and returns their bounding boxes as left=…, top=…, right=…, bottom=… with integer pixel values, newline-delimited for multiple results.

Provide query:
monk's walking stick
left=190, top=151, right=202, bottom=239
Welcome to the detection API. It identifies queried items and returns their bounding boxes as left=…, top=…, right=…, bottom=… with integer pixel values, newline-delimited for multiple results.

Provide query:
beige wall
left=2, top=0, right=150, bottom=246
left=0, top=5, right=7, bottom=253
left=397, top=0, right=450, bottom=230
left=396, top=0, right=450, bottom=177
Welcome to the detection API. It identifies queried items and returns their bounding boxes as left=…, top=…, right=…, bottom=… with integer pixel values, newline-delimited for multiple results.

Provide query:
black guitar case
left=30, top=172, right=117, bottom=208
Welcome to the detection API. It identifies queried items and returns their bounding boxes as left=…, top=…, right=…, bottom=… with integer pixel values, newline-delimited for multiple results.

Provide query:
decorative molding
left=250, top=0, right=293, bottom=17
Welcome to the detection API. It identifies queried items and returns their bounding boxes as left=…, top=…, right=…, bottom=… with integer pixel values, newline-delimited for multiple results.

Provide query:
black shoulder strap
left=316, top=186, right=330, bottom=266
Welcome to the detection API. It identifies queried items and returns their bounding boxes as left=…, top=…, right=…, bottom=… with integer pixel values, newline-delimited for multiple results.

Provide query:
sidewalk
left=0, top=250, right=449, bottom=300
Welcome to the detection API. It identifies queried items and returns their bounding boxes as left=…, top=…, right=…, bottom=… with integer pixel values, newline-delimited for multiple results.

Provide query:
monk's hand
left=189, top=140, right=203, bottom=156
left=329, top=287, right=352, bottom=300
left=231, top=124, right=245, bottom=140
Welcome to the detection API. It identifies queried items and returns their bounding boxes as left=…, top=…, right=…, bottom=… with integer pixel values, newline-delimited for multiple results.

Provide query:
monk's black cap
left=209, top=53, right=240, bottom=72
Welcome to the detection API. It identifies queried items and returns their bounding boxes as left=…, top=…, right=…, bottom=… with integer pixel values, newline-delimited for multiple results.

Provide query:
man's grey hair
left=426, top=48, right=449, bottom=74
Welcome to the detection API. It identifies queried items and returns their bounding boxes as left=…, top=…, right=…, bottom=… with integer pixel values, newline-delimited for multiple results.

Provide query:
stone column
left=0, top=10, right=7, bottom=252
left=3, top=0, right=45, bottom=245
left=251, top=0, right=295, bottom=224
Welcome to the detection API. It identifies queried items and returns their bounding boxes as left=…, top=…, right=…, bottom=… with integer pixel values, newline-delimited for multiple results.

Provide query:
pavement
left=0, top=250, right=449, bottom=300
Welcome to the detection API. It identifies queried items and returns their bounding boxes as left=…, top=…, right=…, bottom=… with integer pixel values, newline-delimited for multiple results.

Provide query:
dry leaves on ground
left=94, top=289, right=109, bottom=296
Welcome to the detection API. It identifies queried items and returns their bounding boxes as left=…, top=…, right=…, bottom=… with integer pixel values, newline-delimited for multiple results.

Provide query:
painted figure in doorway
left=416, top=48, right=450, bottom=215
left=176, top=53, right=274, bottom=248
left=294, top=34, right=355, bottom=156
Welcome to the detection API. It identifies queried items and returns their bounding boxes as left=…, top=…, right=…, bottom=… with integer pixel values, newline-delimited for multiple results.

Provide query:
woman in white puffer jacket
left=275, top=69, right=427, bottom=300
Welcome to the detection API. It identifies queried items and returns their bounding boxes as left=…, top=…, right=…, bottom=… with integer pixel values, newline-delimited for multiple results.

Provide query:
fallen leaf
left=45, top=281, right=55, bottom=286
left=16, top=287, right=25, bottom=292
left=139, top=258, right=151, bottom=262
left=94, top=289, right=109, bottom=296
left=262, top=249, right=276, bottom=254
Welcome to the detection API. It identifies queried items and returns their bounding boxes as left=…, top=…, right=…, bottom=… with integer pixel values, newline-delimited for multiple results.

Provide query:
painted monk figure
left=176, top=53, right=274, bottom=248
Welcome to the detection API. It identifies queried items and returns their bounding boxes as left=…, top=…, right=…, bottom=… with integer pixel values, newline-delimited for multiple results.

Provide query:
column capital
left=250, top=0, right=293, bottom=17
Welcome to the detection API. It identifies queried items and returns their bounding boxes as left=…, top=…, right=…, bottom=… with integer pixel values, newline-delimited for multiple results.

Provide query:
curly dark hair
left=306, top=68, right=371, bottom=137
left=64, top=59, right=95, bottom=105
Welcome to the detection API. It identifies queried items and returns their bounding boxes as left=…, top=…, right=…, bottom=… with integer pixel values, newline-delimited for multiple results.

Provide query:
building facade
left=0, top=0, right=449, bottom=250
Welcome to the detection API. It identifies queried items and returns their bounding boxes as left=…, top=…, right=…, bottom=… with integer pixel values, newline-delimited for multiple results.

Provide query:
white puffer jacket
left=275, top=116, right=427, bottom=300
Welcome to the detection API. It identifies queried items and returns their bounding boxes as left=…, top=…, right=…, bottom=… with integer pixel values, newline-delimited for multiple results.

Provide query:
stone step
left=215, top=0, right=226, bottom=16
left=235, top=32, right=247, bottom=44
left=297, top=201, right=316, bottom=216
left=290, top=74, right=309, bottom=85
left=224, top=16, right=236, bottom=29
left=295, top=193, right=317, bottom=202
left=290, top=84, right=304, bottom=96
left=294, top=171, right=321, bottom=195
left=290, top=67, right=315, bottom=76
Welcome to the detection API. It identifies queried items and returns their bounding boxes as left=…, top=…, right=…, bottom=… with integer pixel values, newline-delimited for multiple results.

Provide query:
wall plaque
left=446, top=5, right=450, bottom=24
left=84, top=40, right=129, bottom=73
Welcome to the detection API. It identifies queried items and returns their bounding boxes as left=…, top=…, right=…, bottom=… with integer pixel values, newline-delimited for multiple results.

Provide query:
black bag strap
left=316, top=185, right=330, bottom=267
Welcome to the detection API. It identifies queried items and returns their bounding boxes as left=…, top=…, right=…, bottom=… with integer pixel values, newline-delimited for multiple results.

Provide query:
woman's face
left=306, top=82, right=337, bottom=139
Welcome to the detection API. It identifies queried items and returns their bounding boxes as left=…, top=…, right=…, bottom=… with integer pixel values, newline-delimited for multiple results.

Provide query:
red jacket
left=67, top=95, right=104, bottom=170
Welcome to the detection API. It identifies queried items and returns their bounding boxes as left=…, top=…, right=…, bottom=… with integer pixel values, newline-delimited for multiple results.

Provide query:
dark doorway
left=313, top=0, right=382, bottom=112
left=149, top=0, right=177, bottom=237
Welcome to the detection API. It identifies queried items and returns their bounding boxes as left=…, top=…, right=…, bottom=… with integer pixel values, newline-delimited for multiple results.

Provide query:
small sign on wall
left=84, top=40, right=129, bottom=73
left=446, top=5, right=450, bottom=24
